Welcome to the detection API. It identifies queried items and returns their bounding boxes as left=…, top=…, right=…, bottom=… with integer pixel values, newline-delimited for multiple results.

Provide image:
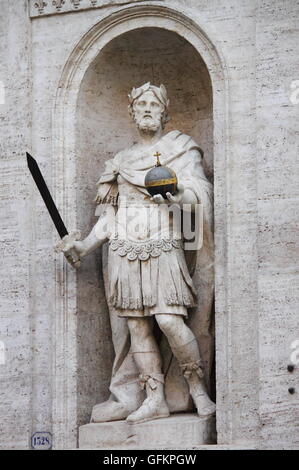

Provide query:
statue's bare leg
left=126, top=317, right=169, bottom=424
left=155, top=314, right=216, bottom=417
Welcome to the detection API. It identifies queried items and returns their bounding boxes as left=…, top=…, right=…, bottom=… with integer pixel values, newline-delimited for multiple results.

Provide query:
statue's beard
left=136, top=117, right=162, bottom=133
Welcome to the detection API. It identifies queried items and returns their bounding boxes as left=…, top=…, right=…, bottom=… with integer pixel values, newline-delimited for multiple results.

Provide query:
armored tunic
left=107, top=173, right=196, bottom=317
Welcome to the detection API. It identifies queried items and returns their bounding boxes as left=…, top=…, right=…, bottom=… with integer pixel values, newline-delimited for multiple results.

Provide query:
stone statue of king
left=56, top=82, right=216, bottom=425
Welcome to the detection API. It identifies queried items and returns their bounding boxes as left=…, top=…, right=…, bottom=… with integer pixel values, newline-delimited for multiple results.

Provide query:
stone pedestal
left=79, top=413, right=216, bottom=449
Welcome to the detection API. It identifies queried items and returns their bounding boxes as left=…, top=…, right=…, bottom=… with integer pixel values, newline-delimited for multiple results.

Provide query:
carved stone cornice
left=33, top=0, right=47, bottom=14
left=30, top=0, right=157, bottom=18
left=70, top=0, right=82, bottom=8
left=52, top=0, right=66, bottom=12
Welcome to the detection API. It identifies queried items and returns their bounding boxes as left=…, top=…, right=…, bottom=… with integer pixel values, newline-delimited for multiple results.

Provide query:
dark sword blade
left=26, top=152, right=68, bottom=239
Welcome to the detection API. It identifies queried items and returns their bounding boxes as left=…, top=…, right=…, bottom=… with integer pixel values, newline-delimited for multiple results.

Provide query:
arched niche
left=76, top=25, right=214, bottom=427
left=52, top=5, right=228, bottom=449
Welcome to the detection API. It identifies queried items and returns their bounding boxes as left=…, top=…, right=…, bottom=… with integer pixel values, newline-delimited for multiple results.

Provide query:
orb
left=145, top=152, right=178, bottom=199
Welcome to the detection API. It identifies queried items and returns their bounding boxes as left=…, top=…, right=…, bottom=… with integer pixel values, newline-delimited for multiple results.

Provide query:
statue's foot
left=126, top=397, right=169, bottom=425
left=192, top=392, right=216, bottom=418
left=91, top=400, right=131, bottom=423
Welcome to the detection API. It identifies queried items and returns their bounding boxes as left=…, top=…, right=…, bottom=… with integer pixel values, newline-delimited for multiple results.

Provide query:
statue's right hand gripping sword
left=26, top=152, right=81, bottom=268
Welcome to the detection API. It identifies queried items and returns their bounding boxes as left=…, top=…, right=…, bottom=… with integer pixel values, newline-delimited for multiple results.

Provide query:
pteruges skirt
left=107, top=238, right=197, bottom=318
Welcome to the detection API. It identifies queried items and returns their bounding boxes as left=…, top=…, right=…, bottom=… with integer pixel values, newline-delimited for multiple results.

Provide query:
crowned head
left=128, top=82, right=170, bottom=132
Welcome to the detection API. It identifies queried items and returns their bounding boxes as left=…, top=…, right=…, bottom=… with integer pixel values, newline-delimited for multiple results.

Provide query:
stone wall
left=0, top=0, right=32, bottom=450
left=256, top=0, right=299, bottom=449
left=0, top=0, right=298, bottom=449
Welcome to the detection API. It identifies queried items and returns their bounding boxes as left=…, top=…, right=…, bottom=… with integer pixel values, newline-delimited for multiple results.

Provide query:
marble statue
left=56, top=82, right=216, bottom=424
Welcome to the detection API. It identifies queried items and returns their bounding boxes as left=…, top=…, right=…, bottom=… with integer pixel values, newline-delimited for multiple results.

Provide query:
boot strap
left=139, top=373, right=165, bottom=390
left=180, top=360, right=204, bottom=379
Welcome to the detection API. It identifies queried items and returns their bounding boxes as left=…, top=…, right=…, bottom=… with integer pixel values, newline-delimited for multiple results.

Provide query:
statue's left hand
left=165, top=183, right=185, bottom=204
left=150, top=184, right=185, bottom=205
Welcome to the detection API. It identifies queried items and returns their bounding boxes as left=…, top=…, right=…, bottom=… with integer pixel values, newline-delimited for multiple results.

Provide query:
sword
left=26, top=152, right=81, bottom=268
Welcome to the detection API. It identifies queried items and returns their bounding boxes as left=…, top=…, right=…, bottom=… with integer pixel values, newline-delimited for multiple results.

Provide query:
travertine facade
left=0, top=0, right=298, bottom=449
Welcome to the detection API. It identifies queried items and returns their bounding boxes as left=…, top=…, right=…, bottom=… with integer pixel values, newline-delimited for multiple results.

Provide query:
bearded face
left=132, top=90, right=165, bottom=133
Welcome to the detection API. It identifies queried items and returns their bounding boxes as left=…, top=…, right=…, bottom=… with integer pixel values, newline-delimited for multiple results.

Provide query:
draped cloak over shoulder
left=95, top=129, right=211, bottom=216
left=96, top=130, right=215, bottom=414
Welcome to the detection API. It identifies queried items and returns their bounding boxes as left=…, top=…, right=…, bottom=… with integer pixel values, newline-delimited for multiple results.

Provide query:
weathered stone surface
left=256, top=0, right=299, bottom=449
left=0, top=0, right=32, bottom=450
left=79, top=413, right=216, bottom=449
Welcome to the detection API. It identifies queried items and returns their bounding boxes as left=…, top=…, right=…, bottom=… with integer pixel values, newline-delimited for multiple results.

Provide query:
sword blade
left=26, top=152, right=68, bottom=239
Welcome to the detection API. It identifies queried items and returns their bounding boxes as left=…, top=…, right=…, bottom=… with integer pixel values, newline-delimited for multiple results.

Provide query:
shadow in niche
left=75, top=26, right=214, bottom=427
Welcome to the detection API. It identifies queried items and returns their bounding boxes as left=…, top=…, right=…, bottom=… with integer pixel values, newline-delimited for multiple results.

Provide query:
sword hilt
left=55, top=231, right=82, bottom=269
left=67, top=248, right=81, bottom=269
